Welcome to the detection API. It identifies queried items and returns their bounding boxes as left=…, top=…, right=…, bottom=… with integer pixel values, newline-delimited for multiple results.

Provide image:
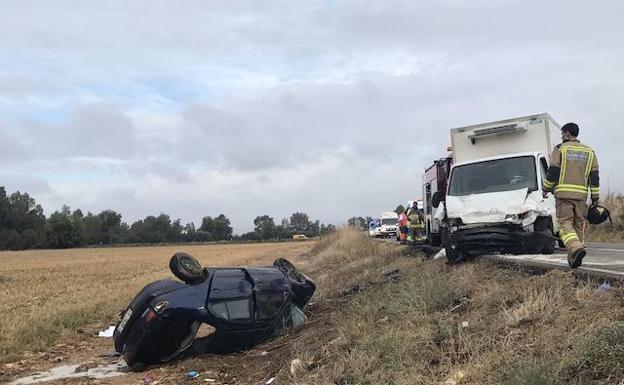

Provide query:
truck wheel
left=170, top=252, right=204, bottom=284
left=535, top=218, right=555, bottom=255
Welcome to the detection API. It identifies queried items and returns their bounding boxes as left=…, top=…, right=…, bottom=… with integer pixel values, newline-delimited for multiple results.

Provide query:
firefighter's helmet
left=587, top=204, right=611, bottom=225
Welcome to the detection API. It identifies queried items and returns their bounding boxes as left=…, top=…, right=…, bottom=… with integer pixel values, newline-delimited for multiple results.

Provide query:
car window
left=210, top=299, right=251, bottom=321
left=256, top=292, right=288, bottom=320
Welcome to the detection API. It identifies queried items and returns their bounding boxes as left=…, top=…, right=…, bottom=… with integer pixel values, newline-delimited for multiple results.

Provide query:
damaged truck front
left=441, top=114, right=560, bottom=263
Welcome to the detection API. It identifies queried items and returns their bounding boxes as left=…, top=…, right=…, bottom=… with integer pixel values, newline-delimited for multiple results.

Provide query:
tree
left=213, top=214, right=232, bottom=240
left=290, top=212, right=310, bottom=234
left=254, top=215, right=276, bottom=240
left=46, top=205, right=84, bottom=248
left=199, top=216, right=215, bottom=234
left=99, top=210, right=123, bottom=244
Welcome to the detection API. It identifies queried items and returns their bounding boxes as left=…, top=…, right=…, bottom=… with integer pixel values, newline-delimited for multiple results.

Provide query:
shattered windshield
left=448, top=156, right=537, bottom=196
left=381, top=218, right=397, bottom=225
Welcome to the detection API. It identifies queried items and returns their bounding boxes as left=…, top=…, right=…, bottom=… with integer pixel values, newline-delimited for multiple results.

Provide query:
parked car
left=114, top=253, right=316, bottom=370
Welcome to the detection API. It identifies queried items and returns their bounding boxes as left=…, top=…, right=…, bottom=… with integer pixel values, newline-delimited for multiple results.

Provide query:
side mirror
left=431, top=192, right=441, bottom=208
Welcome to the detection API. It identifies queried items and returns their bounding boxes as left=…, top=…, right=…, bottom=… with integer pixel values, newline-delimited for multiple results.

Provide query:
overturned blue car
left=113, top=253, right=316, bottom=370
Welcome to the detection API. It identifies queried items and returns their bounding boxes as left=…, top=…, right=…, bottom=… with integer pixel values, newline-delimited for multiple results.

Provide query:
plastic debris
left=186, top=371, right=200, bottom=379
left=433, top=248, right=447, bottom=260
left=290, top=359, right=306, bottom=377
left=383, top=269, right=400, bottom=283
left=98, top=326, right=115, bottom=338
left=266, top=377, right=275, bottom=384
left=143, top=373, right=155, bottom=384
left=461, top=321, right=469, bottom=328
left=596, top=282, right=612, bottom=294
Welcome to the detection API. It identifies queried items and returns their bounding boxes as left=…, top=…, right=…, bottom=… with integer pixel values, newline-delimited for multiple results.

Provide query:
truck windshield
left=381, top=218, right=397, bottom=225
left=448, top=156, right=537, bottom=196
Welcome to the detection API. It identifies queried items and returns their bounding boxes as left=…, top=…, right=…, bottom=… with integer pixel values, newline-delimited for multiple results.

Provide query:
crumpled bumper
left=448, top=225, right=555, bottom=255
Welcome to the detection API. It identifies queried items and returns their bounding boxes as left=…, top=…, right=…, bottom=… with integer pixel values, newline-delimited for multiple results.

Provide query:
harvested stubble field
left=0, top=241, right=314, bottom=364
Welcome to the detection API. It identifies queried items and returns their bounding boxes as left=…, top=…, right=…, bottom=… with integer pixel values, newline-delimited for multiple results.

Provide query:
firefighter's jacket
left=543, top=139, right=599, bottom=201
left=407, top=209, right=424, bottom=228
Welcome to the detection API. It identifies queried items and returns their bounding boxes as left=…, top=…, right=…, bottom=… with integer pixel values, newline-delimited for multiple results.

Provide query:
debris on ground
left=383, top=269, right=400, bottom=283
left=461, top=321, right=469, bottom=328
left=186, top=370, right=199, bottom=379
left=97, top=325, right=115, bottom=338
left=265, top=377, right=275, bottom=384
left=143, top=372, right=155, bottom=384
left=290, top=358, right=307, bottom=377
left=596, top=282, right=612, bottom=294
left=434, top=248, right=447, bottom=260
left=341, top=283, right=364, bottom=295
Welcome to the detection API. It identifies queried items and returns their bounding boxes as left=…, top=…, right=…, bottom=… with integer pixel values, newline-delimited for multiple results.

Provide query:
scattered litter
left=341, top=284, right=363, bottom=295
left=143, top=373, right=155, bottom=384
left=383, top=269, right=400, bottom=283
left=434, top=248, right=447, bottom=260
left=461, top=321, right=469, bottom=328
left=596, top=282, right=612, bottom=294
left=376, top=317, right=389, bottom=324
left=450, top=296, right=472, bottom=313
left=290, top=359, right=306, bottom=377
left=186, top=371, right=200, bottom=379
left=266, top=377, right=275, bottom=384
left=258, top=351, right=269, bottom=357
left=204, top=379, right=216, bottom=383
left=98, top=325, right=115, bottom=338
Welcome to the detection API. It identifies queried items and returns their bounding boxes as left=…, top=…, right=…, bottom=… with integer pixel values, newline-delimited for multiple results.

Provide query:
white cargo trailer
left=442, top=113, right=561, bottom=263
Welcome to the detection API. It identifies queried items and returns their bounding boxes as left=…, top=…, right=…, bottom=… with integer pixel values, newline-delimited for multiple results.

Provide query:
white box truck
left=438, top=113, right=561, bottom=263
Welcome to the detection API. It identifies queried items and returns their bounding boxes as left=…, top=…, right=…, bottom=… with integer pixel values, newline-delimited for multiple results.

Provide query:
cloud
left=0, top=0, right=623, bottom=232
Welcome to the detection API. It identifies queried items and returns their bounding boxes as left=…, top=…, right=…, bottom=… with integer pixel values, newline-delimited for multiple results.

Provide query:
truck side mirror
left=432, top=192, right=441, bottom=208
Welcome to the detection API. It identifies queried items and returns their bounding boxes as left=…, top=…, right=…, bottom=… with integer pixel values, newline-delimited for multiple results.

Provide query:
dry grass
left=0, top=241, right=315, bottom=362
left=587, top=193, right=624, bottom=242
left=270, top=229, right=624, bottom=385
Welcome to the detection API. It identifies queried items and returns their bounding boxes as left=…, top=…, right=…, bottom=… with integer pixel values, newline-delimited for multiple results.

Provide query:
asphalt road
left=490, top=243, right=624, bottom=278
left=380, top=237, right=624, bottom=279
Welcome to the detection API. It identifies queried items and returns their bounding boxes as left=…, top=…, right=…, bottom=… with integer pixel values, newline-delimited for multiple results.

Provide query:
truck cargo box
left=451, top=113, right=559, bottom=164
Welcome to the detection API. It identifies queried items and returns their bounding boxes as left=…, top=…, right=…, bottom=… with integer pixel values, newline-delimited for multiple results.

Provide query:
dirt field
left=0, top=242, right=315, bottom=366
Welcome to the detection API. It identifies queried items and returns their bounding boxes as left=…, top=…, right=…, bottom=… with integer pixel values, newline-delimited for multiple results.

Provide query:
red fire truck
left=422, top=155, right=453, bottom=246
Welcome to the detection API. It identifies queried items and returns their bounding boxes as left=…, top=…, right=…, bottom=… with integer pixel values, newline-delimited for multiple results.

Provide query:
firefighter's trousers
left=556, top=198, right=588, bottom=256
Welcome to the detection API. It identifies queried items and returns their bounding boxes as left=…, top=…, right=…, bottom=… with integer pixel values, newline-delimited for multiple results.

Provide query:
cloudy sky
left=1, top=0, right=623, bottom=233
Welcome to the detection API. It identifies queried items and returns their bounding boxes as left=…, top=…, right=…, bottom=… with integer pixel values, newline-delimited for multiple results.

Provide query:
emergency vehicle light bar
left=468, top=124, right=526, bottom=144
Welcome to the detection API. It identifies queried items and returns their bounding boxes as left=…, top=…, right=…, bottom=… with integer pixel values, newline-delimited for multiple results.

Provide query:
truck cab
left=441, top=114, right=560, bottom=262
left=379, top=212, right=398, bottom=238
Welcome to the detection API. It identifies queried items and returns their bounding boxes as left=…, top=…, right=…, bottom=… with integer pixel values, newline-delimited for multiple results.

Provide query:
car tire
left=535, top=218, right=555, bottom=255
left=169, top=252, right=204, bottom=284
left=273, top=258, right=316, bottom=308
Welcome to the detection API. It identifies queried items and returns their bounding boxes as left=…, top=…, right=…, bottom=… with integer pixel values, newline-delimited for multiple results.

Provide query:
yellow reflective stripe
left=584, top=151, right=594, bottom=179
left=543, top=180, right=555, bottom=188
left=562, top=233, right=579, bottom=245
left=555, top=184, right=589, bottom=193
left=559, top=148, right=568, bottom=184
left=562, top=145, right=593, bottom=153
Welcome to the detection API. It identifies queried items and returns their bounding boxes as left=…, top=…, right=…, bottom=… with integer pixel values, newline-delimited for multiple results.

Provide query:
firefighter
left=407, top=201, right=426, bottom=244
left=542, top=122, right=599, bottom=268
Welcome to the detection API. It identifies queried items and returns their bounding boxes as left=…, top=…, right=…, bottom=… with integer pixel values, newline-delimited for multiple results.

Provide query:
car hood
left=446, top=188, right=537, bottom=224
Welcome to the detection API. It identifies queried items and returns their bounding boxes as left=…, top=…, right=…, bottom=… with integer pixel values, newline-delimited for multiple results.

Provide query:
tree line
left=0, top=186, right=335, bottom=250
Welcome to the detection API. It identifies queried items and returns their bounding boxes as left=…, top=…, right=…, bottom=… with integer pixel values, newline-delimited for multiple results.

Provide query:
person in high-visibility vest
left=407, top=201, right=426, bottom=244
left=543, top=122, right=599, bottom=268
